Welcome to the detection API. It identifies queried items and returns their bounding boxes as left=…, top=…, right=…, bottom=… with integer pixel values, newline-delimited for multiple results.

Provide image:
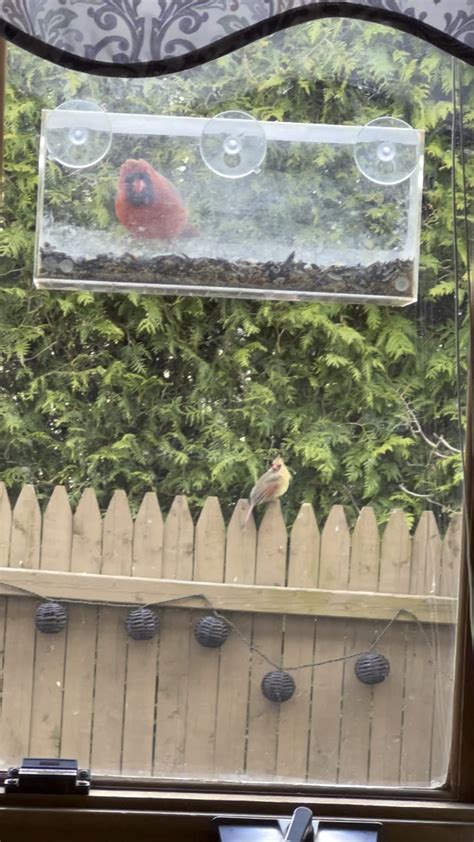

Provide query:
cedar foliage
left=0, top=20, right=471, bottom=525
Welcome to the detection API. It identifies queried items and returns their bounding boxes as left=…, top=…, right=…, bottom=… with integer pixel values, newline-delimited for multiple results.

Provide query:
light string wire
left=0, top=578, right=446, bottom=677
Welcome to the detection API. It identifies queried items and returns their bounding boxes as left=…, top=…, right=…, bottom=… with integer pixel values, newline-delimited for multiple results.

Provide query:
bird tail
left=243, top=502, right=254, bottom=529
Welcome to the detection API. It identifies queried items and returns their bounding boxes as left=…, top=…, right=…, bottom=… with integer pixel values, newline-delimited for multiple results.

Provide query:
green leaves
left=0, top=21, right=470, bottom=527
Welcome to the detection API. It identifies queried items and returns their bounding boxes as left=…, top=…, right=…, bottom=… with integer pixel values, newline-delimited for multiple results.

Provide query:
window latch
left=283, top=807, right=314, bottom=842
left=214, top=811, right=383, bottom=842
left=4, top=758, right=90, bottom=795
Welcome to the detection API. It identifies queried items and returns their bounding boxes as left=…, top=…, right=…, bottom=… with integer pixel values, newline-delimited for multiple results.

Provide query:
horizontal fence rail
left=0, top=483, right=462, bottom=787
left=0, top=569, right=456, bottom=624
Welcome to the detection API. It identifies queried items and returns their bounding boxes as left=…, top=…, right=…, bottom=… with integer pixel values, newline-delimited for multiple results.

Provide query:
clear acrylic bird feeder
left=35, top=104, right=423, bottom=306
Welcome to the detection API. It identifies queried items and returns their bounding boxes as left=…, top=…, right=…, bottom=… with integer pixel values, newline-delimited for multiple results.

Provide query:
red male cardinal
left=115, top=158, right=195, bottom=240
left=244, top=456, right=291, bottom=528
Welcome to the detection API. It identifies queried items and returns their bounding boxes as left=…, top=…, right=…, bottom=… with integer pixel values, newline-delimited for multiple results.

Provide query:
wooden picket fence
left=0, top=482, right=462, bottom=786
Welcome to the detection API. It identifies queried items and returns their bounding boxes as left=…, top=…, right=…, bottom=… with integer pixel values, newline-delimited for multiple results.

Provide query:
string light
left=12, top=582, right=443, bottom=703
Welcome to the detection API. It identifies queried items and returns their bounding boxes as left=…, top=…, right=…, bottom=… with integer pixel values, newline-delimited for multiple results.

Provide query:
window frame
left=0, top=37, right=473, bottom=835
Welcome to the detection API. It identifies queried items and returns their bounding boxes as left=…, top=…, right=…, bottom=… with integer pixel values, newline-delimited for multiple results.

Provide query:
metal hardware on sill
left=4, top=758, right=90, bottom=795
left=283, top=807, right=314, bottom=842
left=214, top=808, right=383, bottom=842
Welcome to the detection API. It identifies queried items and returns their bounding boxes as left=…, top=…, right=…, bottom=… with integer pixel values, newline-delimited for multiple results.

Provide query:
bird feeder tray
left=34, top=109, right=424, bottom=306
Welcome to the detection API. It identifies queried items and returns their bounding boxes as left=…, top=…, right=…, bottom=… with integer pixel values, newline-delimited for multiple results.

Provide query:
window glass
left=0, top=19, right=471, bottom=787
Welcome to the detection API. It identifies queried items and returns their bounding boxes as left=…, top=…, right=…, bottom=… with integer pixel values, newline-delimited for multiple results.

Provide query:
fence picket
left=276, top=503, right=319, bottom=779
left=61, top=487, right=102, bottom=766
left=122, top=492, right=163, bottom=775
left=400, top=511, right=441, bottom=784
left=0, top=483, right=11, bottom=566
left=338, top=506, right=380, bottom=784
left=183, top=497, right=226, bottom=774
left=0, top=485, right=41, bottom=764
left=431, top=512, right=462, bottom=782
left=368, top=509, right=411, bottom=785
left=91, top=490, right=133, bottom=774
left=29, top=486, right=72, bottom=756
left=246, top=501, right=288, bottom=777
left=307, top=505, right=350, bottom=782
left=440, top=512, right=462, bottom=600
left=214, top=499, right=256, bottom=775
left=153, top=495, right=194, bottom=775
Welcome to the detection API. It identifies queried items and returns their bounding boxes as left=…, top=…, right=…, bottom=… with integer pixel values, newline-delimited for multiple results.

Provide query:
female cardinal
left=244, top=456, right=291, bottom=528
left=115, top=158, right=194, bottom=240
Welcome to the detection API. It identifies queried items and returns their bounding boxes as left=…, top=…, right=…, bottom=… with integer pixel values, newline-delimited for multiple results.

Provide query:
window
left=0, top=18, right=472, bottom=801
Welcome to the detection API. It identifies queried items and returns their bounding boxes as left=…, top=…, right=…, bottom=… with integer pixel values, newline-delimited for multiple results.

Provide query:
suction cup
left=199, top=110, right=267, bottom=178
left=45, top=100, right=112, bottom=169
left=354, top=117, right=421, bottom=185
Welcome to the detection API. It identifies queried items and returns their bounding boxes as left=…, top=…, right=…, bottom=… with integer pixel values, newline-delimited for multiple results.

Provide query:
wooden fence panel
left=153, top=495, right=194, bottom=776
left=122, top=492, right=163, bottom=776
left=61, top=488, right=102, bottom=766
left=91, top=490, right=133, bottom=775
left=0, top=485, right=41, bottom=764
left=214, top=499, right=256, bottom=775
left=245, top=501, right=287, bottom=777
left=0, top=485, right=463, bottom=786
left=307, top=505, right=350, bottom=782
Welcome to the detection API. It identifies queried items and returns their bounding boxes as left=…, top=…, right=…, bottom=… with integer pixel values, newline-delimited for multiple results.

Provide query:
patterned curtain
left=0, top=1, right=473, bottom=76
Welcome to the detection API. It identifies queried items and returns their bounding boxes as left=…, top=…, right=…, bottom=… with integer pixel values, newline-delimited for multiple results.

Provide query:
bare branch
left=437, top=434, right=462, bottom=455
left=398, top=483, right=446, bottom=509
left=342, top=484, right=361, bottom=514
left=398, top=394, right=461, bottom=455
